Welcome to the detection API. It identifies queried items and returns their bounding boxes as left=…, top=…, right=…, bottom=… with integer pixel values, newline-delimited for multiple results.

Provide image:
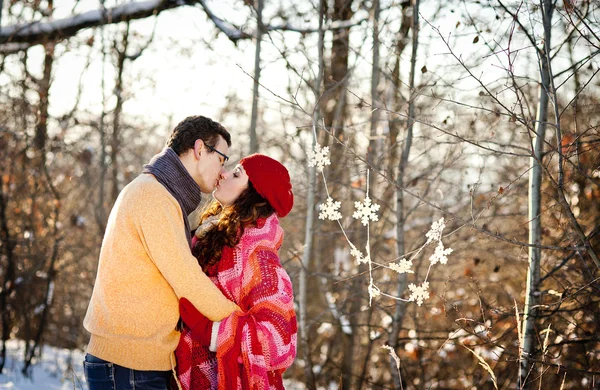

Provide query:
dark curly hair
left=166, top=115, right=231, bottom=155
left=192, top=181, right=275, bottom=272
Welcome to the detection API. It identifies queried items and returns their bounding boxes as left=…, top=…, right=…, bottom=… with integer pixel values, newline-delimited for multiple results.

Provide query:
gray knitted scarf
left=142, top=147, right=202, bottom=246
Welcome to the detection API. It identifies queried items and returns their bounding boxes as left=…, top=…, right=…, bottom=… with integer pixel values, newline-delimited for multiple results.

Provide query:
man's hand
left=179, top=297, right=213, bottom=345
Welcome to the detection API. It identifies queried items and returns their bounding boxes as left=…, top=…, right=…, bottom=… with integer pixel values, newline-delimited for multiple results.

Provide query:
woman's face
left=213, top=164, right=249, bottom=206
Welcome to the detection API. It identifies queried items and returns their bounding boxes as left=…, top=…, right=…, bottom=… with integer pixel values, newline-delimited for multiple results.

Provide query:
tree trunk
left=111, top=22, right=130, bottom=204
left=0, top=184, right=16, bottom=372
left=34, top=41, right=54, bottom=154
left=388, top=0, right=419, bottom=387
left=96, top=9, right=109, bottom=233
left=298, top=1, right=325, bottom=388
left=357, top=302, right=376, bottom=390
left=248, top=0, right=264, bottom=154
left=322, top=1, right=353, bottom=388
left=367, top=0, right=381, bottom=187
left=22, top=219, right=60, bottom=375
left=520, top=1, right=553, bottom=388
left=324, top=0, right=352, bottom=191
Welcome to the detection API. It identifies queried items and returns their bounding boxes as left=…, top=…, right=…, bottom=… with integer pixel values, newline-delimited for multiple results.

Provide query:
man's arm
left=137, top=181, right=239, bottom=321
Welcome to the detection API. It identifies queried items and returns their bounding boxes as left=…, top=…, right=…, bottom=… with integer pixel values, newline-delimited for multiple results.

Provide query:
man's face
left=194, top=136, right=229, bottom=193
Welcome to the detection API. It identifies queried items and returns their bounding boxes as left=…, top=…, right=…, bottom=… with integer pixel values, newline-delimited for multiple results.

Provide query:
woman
left=175, top=154, right=297, bottom=390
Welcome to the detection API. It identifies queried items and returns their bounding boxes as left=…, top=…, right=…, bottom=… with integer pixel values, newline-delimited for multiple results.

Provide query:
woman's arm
left=216, top=249, right=297, bottom=388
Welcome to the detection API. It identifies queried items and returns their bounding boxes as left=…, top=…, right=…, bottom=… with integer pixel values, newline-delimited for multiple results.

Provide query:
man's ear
left=193, top=139, right=205, bottom=160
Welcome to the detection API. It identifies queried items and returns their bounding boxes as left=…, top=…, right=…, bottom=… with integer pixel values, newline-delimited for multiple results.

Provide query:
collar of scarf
left=142, top=147, right=202, bottom=246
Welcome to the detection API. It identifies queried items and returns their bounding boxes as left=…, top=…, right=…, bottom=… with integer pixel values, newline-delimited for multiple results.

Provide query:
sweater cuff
left=209, top=321, right=220, bottom=352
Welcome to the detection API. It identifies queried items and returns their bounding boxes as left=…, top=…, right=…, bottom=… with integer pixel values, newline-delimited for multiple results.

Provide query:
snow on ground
left=0, top=339, right=86, bottom=389
left=0, top=339, right=306, bottom=389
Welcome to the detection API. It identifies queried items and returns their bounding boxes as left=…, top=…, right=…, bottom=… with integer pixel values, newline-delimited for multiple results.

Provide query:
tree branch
left=0, top=0, right=214, bottom=48
left=0, top=0, right=367, bottom=53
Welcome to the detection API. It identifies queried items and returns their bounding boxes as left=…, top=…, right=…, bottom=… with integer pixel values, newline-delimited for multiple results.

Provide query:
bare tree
left=388, top=0, right=420, bottom=387
left=298, top=0, right=326, bottom=387
left=520, top=0, right=553, bottom=386
left=248, top=0, right=264, bottom=154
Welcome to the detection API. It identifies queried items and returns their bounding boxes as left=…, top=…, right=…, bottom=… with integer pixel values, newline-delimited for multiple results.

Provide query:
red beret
left=240, top=154, right=294, bottom=217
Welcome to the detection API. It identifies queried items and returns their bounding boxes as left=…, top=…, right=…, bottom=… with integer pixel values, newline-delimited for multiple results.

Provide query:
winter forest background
left=0, top=0, right=599, bottom=389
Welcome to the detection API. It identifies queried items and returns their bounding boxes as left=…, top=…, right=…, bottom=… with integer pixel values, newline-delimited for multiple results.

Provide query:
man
left=83, top=116, right=239, bottom=390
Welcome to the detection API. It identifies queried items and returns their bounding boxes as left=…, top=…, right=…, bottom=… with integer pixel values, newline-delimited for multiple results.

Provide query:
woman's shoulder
left=253, top=214, right=280, bottom=231
left=244, top=215, right=282, bottom=240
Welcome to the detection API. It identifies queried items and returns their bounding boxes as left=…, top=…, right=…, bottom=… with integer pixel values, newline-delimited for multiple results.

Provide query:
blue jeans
left=83, top=354, right=171, bottom=390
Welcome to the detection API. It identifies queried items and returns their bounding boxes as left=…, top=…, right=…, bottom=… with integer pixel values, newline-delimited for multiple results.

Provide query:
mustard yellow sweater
left=83, top=174, right=238, bottom=371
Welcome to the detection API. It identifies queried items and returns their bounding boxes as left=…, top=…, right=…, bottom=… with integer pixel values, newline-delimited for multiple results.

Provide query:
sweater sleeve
left=216, top=249, right=297, bottom=389
left=137, top=181, right=239, bottom=321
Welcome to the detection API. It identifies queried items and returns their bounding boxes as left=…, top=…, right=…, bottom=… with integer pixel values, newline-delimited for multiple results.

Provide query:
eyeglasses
left=205, top=144, right=229, bottom=166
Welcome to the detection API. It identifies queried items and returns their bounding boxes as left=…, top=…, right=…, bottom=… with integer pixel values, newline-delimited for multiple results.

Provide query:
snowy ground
left=0, top=339, right=86, bottom=389
left=0, top=339, right=306, bottom=389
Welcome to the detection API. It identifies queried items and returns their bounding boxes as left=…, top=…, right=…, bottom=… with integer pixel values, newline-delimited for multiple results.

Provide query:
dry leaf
left=463, top=345, right=498, bottom=390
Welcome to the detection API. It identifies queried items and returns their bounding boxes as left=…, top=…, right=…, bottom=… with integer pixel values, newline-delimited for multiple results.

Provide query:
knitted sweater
left=175, top=214, right=297, bottom=389
left=83, top=174, right=239, bottom=371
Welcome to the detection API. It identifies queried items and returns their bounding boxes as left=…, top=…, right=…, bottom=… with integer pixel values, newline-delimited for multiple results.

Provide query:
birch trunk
left=248, top=0, right=264, bottom=154
left=367, top=0, right=380, bottom=184
left=520, top=1, right=553, bottom=387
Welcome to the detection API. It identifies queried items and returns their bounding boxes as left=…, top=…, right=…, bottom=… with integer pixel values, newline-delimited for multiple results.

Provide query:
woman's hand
left=179, top=297, right=213, bottom=345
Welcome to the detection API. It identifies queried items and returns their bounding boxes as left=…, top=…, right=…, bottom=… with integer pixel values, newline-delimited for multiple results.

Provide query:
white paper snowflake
left=353, top=196, right=380, bottom=226
left=425, top=217, right=446, bottom=243
left=319, top=197, right=342, bottom=221
left=408, top=282, right=430, bottom=306
left=350, top=244, right=369, bottom=264
left=389, top=258, right=414, bottom=274
left=307, top=143, right=331, bottom=172
left=429, top=242, right=453, bottom=265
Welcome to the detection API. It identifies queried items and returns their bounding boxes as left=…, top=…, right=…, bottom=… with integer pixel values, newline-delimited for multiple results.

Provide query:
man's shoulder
left=125, top=174, right=165, bottom=193
left=121, top=174, right=175, bottom=203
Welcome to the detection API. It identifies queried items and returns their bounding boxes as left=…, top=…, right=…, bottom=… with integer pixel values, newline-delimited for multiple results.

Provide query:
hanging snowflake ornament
left=389, top=258, right=414, bottom=274
left=429, top=242, right=453, bottom=265
left=353, top=196, right=380, bottom=226
left=349, top=244, right=369, bottom=264
left=319, top=197, right=342, bottom=221
left=408, top=282, right=430, bottom=306
left=425, top=217, right=446, bottom=244
left=307, top=143, right=331, bottom=173
left=368, top=280, right=381, bottom=304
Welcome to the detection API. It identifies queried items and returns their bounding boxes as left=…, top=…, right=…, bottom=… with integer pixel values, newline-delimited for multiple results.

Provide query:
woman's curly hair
left=192, top=181, right=275, bottom=272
